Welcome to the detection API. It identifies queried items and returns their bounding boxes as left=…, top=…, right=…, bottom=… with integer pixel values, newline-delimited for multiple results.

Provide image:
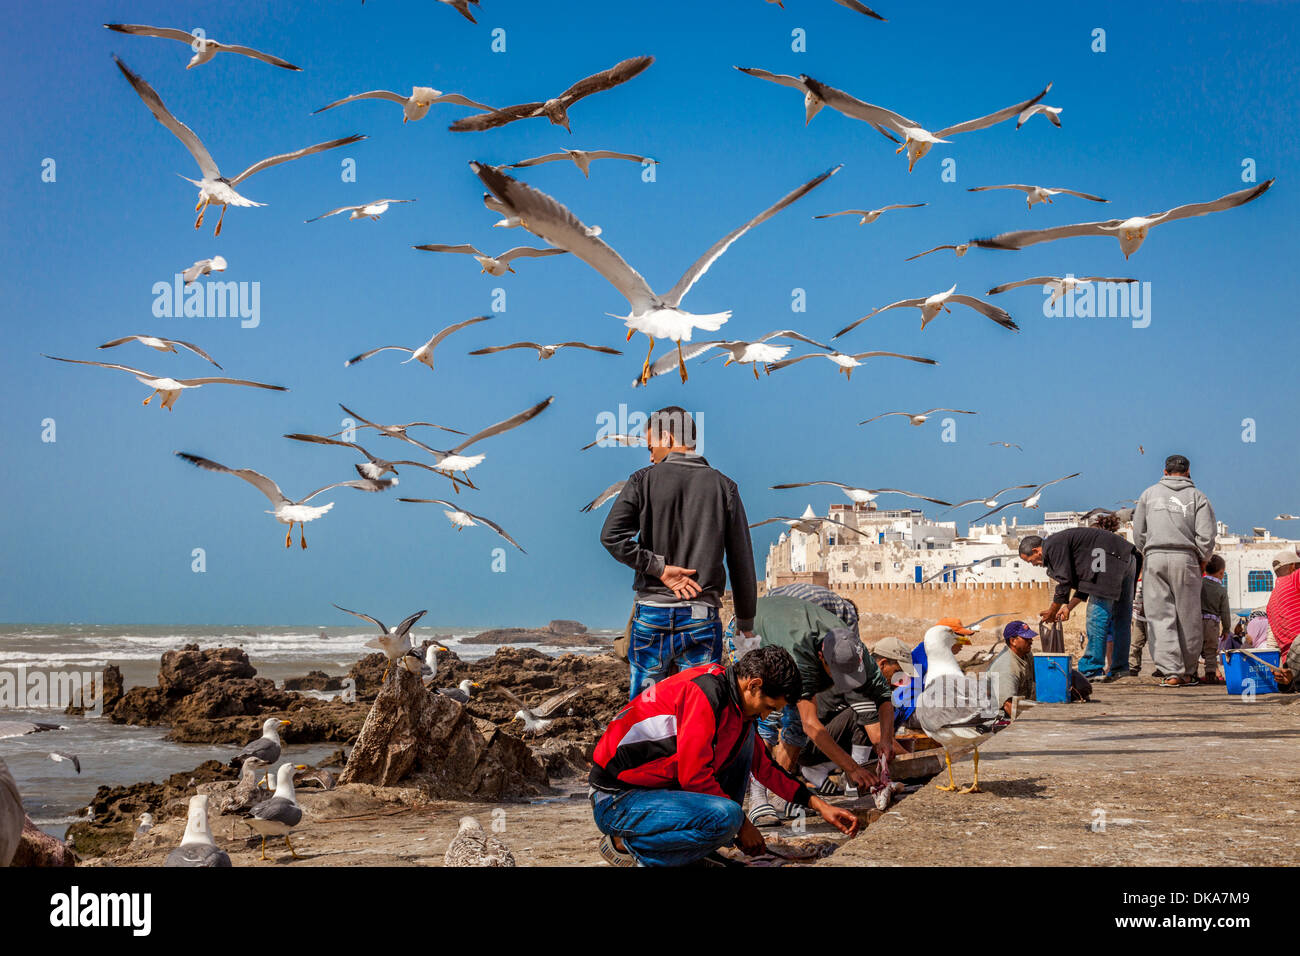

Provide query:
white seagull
left=444, top=816, right=516, bottom=867
left=967, top=183, right=1108, bottom=210
left=413, top=242, right=568, bottom=276
left=813, top=203, right=925, bottom=225
left=164, top=795, right=231, bottom=867
left=384, top=396, right=555, bottom=483
left=469, top=341, right=622, bottom=361
left=105, top=23, right=301, bottom=70
left=968, top=473, right=1080, bottom=521
left=770, top=481, right=953, bottom=507
left=639, top=331, right=831, bottom=384
left=859, top=408, right=977, bottom=426
left=505, top=149, right=658, bottom=177
left=398, top=499, right=527, bottom=552
left=581, top=480, right=626, bottom=513
left=174, top=452, right=397, bottom=548
left=245, top=762, right=308, bottom=861
left=490, top=684, right=587, bottom=735
left=904, top=242, right=971, bottom=261
left=283, top=433, right=473, bottom=490
left=344, top=315, right=491, bottom=371
left=472, top=161, right=840, bottom=382
left=917, top=625, right=1009, bottom=793
left=987, top=275, right=1137, bottom=305
left=974, top=180, right=1274, bottom=259
left=943, top=485, right=1037, bottom=510
left=97, top=334, right=222, bottom=368
left=833, top=285, right=1018, bottom=338
left=43, top=356, right=283, bottom=410
left=921, top=555, right=1017, bottom=584
left=750, top=513, right=870, bottom=536
left=580, top=433, right=647, bottom=451
left=764, top=349, right=938, bottom=381
left=333, top=605, right=428, bottom=681
left=313, top=86, right=494, bottom=123
left=114, top=57, right=364, bottom=235
left=1016, top=102, right=1062, bottom=129
left=333, top=404, right=465, bottom=442
left=449, top=56, right=654, bottom=132
left=181, top=256, right=227, bottom=284
left=306, top=199, right=415, bottom=223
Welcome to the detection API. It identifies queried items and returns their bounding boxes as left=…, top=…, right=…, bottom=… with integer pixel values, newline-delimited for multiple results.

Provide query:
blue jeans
left=628, top=604, right=723, bottom=699
left=1080, top=560, right=1136, bottom=677
left=591, top=788, right=744, bottom=867
left=756, top=702, right=809, bottom=749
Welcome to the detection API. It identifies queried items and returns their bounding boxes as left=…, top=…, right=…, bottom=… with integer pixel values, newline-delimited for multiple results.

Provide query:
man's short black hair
left=735, top=646, right=801, bottom=702
left=1018, top=534, right=1045, bottom=557
left=1206, top=554, right=1225, bottom=576
left=1165, top=454, right=1190, bottom=475
left=648, top=405, right=696, bottom=447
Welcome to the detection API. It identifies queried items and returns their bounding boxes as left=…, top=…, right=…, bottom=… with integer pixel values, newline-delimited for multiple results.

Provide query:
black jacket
left=1042, top=526, right=1141, bottom=605
left=599, top=453, right=757, bottom=630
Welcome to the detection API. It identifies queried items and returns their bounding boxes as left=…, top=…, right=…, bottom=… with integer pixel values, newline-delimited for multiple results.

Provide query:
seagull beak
left=294, top=764, right=308, bottom=771
left=279, top=720, right=291, bottom=726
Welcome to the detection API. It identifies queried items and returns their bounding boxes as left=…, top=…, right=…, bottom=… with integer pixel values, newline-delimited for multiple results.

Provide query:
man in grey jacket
left=1132, top=454, right=1217, bottom=686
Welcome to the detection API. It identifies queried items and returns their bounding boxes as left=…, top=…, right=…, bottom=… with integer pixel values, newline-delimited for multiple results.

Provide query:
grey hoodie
left=1132, top=475, right=1216, bottom=560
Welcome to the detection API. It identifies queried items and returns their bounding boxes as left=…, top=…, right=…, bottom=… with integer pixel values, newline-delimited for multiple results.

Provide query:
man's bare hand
left=659, top=565, right=701, bottom=599
left=1054, top=606, right=1071, bottom=622
left=810, top=797, right=860, bottom=837
left=1037, top=608, right=1055, bottom=623
left=735, top=818, right=767, bottom=856
left=845, top=763, right=878, bottom=790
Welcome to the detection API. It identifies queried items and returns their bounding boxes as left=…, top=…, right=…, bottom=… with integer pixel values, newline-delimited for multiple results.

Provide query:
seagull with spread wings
left=181, top=256, right=227, bottom=284
left=449, top=55, right=654, bottom=132
left=989, top=441, right=1023, bottom=451
left=332, top=605, right=428, bottom=681
left=987, top=274, right=1137, bottom=306
left=471, top=161, right=839, bottom=383
left=943, top=484, right=1037, bottom=511
left=97, top=335, right=222, bottom=368
left=344, top=315, right=490, bottom=371
left=833, top=285, right=1017, bottom=338
left=732, top=68, right=901, bottom=137
left=413, top=242, right=567, bottom=276
left=399, top=499, right=527, bottom=552
left=750, top=514, right=870, bottom=537
left=770, top=481, right=952, bottom=507
left=174, top=452, right=397, bottom=548
left=1017, top=102, right=1062, bottom=128
left=968, top=473, right=1080, bottom=521
left=504, top=149, right=657, bottom=177
left=43, top=356, right=283, bottom=410
left=920, top=557, right=1017, bottom=584
left=490, top=684, right=590, bottom=735
left=904, top=242, right=971, bottom=261
left=579, top=433, right=647, bottom=451
left=313, top=86, right=494, bottom=123
left=974, top=180, right=1274, bottom=258
left=114, top=57, right=364, bottom=235
left=967, top=183, right=1107, bottom=210
left=860, top=408, right=976, bottom=426
left=306, top=199, right=415, bottom=223
left=469, top=341, right=622, bottom=361
left=331, top=406, right=464, bottom=445
left=814, top=203, right=926, bottom=225
left=105, top=23, right=301, bottom=70
left=764, top=349, right=938, bottom=381
left=639, top=331, right=833, bottom=384
left=283, top=433, right=473, bottom=491
left=388, top=396, right=555, bottom=483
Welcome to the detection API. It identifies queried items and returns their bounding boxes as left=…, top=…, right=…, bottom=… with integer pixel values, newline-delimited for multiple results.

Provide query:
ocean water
left=0, top=623, right=616, bottom=839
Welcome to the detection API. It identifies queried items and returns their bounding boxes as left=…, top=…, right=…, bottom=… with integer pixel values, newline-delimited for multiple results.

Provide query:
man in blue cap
left=985, top=621, right=1037, bottom=714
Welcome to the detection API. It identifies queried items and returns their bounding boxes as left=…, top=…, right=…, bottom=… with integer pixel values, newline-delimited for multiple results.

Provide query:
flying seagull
left=761, top=0, right=886, bottom=18
left=450, top=55, right=654, bottom=132
left=943, top=484, right=1037, bottom=511
left=764, top=349, right=938, bottom=381
left=174, top=452, right=397, bottom=548
left=472, top=161, right=840, bottom=383
left=732, top=68, right=902, bottom=137
left=974, top=180, right=1274, bottom=259
left=1017, top=102, right=1062, bottom=128
left=490, top=684, right=588, bottom=735
left=181, top=256, right=227, bottom=284
left=921, top=556, right=1017, bottom=584
left=165, top=795, right=231, bottom=867
left=385, top=396, right=555, bottom=482
left=48, top=752, right=80, bottom=774
left=504, top=149, right=657, bottom=177
left=860, top=408, right=977, bottom=426
left=1020, top=473, right=1080, bottom=509
left=989, top=441, right=1023, bottom=451
left=580, top=433, right=647, bottom=451
left=986, top=275, right=1138, bottom=305
left=344, top=315, right=491, bottom=370
left=245, top=762, right=308, bottom=861
left=968, top=184, right=1107, bottom=210
left=313, top=86, right=494, bottom=123
left=0, top=721, right=62, bottom=739
left=770, top=481, right=953, bottom=507
left=43, top=356, right=283, bottom=410
left=833, top=285, right=1017, bottom=338
left=1278, top=514, right=1299, bottom=521
left=968, top=473, right=1080, bottom=521
left=634, top=341, right=730, bottom=386
left=483, top=191, right=522, bottom=229
left=114, top=57, right=364, bottom=235
left=97, top=334, right=222, bottom=369
left=445, top=816, right=516, bottom=867
left=283, top=433, right=472, bottom=490
left=413, top=242, right=568, bottom=276
left=813, top=203, right=925, bottom=225
left=105, top=23, right=301, bottom=70
left=750, top=514, right=870, bottom=536
left=904, top=242, right=970, bottom=261
left=332, top=405, right=465, bottom=443
left=638, top=331, right=831, bottom=384
left=306, top=199, right=415, bottom=223
left=334, top=605, right=428, bottom=681
left=469, top=341, right=622, bottom=361
left=398, top=499, right=527, bottom=552
left=581, top=480, right=626, bottom=513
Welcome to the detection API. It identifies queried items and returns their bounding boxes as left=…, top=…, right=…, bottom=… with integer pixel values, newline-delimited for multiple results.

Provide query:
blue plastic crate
left=1033, top=653, right=1071, bottom=703
left=1221, top=649, right=1280, bottom=695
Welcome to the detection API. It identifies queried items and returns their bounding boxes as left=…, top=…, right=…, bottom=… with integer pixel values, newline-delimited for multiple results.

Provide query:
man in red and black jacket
left=589, top=646, right=860, bottom=866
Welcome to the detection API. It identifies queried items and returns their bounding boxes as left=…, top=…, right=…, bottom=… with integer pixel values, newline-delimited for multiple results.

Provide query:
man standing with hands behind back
left=601, top=406, right=758, bottom=699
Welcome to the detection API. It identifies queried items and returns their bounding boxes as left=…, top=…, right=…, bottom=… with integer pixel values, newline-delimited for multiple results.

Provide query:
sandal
left=748, top=802, right=781, bottom=828
left=598, top=834, right=639, bottom=868
left=1160, top=676, right=1188, bottom=687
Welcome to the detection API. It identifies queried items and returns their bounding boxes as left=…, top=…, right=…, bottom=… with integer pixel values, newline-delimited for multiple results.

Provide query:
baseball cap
left=1272, top=549, right=1300, bottom=571
left=1003, top=621, right=1037, bottom=643
left=870, top=637, right=917, bottom=677
left=936, top=615, right=976, bottom=636
left=821, top=628, right=869, bottom=692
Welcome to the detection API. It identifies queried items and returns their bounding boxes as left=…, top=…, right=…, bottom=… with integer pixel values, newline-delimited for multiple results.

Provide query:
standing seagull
left=917, top=625, right=1009, bottom=793
left=413, top=242, right=568, bottom=276
left=306, top=199, right=415, bottom=223
left=43, top=356, right=283, bottom=410
left=987, top=275, right=1137, bottom=306
left=472, top=161, right=840, bottom=383
left=97, top=334, right=222, bottom=369
left=469, top=341, right=622, bottom=361
left=974, top=180, right=1274, bottom=259
left=967, top=184, right=1108, bottom=210
left=181, top=256, right=227, bottom=284
left=314, top=86, right=494, bottom=123
left=444, top=816, right=515, bottom=866
left=174, top=452, right=397, bottom=548
left=859, top=408, right=977, bottom=426
left=105, top=23, right=301, bottom=70
left=165, top=795, right=231, bottom=867
left=114, top=57, right=364, bottom=235
left=505, top=149, right=657, bottom=177
left=398, top=499, right=527, bottom=552
left=832, top=286, right=1017, bottom=337
left=764, top=349, right=937, bottom=381
left=770, top=481, right=953, bottom=507
left=385, top=396, right=555, bottom=483
left=245, top=763, right=307, bottom=861
left=232, top=718, right=290, bottom=770
left=333, top=605, right=428, bottom=682
left=813, top=203, right=925, bottom=225
left=344, top=315, right=491, bottom=371
left=450, top=56, right=654, bottom=132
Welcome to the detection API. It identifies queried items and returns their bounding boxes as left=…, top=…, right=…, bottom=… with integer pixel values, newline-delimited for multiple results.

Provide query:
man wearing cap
left=985, top=622, right=1037, bottom=714
left=1266, top=549, right=1300, bottom=659
left=753, top=594, right=896, bottom=794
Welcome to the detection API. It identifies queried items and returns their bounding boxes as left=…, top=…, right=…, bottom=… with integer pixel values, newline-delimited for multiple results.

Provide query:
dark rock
left=283, top=670, right=344, bottom=692
left=547, top=619, right=587, bottom=636
left=12, top=818, right=75, bottom=867
left=461, top=622, right=609, bottom=647
left=65, top=665, right=124, bottom=716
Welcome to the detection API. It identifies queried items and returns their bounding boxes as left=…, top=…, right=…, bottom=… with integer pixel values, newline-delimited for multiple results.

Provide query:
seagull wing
left=1050, top=187, right=1108, bottom=202
left=869, top=488, right=954, bottom=506
left=796, top=77, right=910, bottom=142
left=903, top=244, right=958, bottom=261
left=556, top=55, right=655, bottom=106
left=553, top=341, right=623, bottom=354
left=770, top=481, right=853, bottom=491
left=504, top=152, right=571, bottom=169
left=967, top=184, right=1034, bottom=194
left=174, top=452, right=290, bottom=505
left=231, top=135, right=365, bottom=186
left=1078, top=276, right=1138, bottom=284
left=733, top=66, right=809, bottom=90
left=346, top=346, right=414, bottom=366
left=44, top=355, right=156, bottom=378
left=283, top=433, right=364, bottom=453
left=813, top=210, right=867, bottom=219
left=849, top=351, right=939, bottom=365
left=581, top=480, right=627, bottom=513
left=635, top=342, right=720, bottom=384
left=489, top=682, right=532, bottom=713
left=986, top=276, right=1058, bottom=295
left=458, top=508, right=527, bottom=552
left=946, top=295, right=1020, bottom=331
left=922, top=408, right=977, bottom=415
left=583, top=150, right=656, bottom=164
left=393, top=609, right=430, bottom=639
left=1148, top=179, right=1274, bottom=226
left=876, top=203, right=927, bottom=212
left=299, top=478, right=396, bottom=502
left=313, top=90, right=407, bottom=113
left=496, top=246, right=569, bottom=263
left=820, top=517, right=869, bottom=537
left=430, top=92, right=497, bottom=111
left=450, top=396, right=554, bottom=453
left=974, top=219, right=1123, bottom=251
left=449, top=102, right=547, bottom=132
left=167, top=339, right=223, bottom=368
left=176, top=376, right=287, bottom=390
left=763, top=353, right=829, bottom=373
left=530, top=685, right=588, bottom=718
left=305, top=205, right=359, bottom=222
left=105, top=23, right=198, bottom=43
left=114, top=56, right=220, bottom=179
left=971, top=498, right=1030, bottom=522
left=428, top=315, right=492, bottom=348
left=832, top=298, right=927, bottom=338
left=218, top=43, right=301, bottom=71
left=471, top=162, right=657, bottom=312
left=749, top=517, right=797, bottom=529
left=469, top=342, right=543, bottom=355
left=860, top=411, right=910, bottom=424
left=332, top=604, right=387, bottom=632
left=413, top=243, right=483, bottom=256
left=832, top=0, right=886, bottom=18
left=761, top=329, right=833, bottom=350
left=934, top=83, right=1051, bottom=138
left=1029, top=472, right=1081, bottom=492
left=662, top=165, right=840, bottom=307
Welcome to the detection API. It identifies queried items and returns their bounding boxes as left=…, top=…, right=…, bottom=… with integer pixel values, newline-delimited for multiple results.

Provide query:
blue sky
left=1, top=0, right=1295, bottom=628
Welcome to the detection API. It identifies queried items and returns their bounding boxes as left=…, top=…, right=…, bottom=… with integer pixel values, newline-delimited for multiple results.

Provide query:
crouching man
left=589, top=646, right=860, bottom=867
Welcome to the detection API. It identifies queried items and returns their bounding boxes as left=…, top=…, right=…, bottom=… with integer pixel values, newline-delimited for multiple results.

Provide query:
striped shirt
left=1267, top=571, right=1300, bottom=657
left=766, top=583, right=859, bottom=638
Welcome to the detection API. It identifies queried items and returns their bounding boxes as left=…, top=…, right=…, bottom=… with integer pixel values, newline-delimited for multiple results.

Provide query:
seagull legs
left=194, top=198, right=208, bottom=230
left=677, top=341, right=687, bottom=384
left=259, top=835, right=268, bottom=861
left=300, top=524, right=307, bottom=549
left=935, top=751, right=958, bottom=792
left=285, top=523, right=293, bottom=548
left=143, top=390, right=158, bottom=406
left=959, top=750, right=983, bottom=794
left=214, top=203, right=227, bottom=237
left=752, top=363, right=760, bottom=381
left=285, top=835, right=299, bottom=858
left=639, top=336, right=655, bottom=385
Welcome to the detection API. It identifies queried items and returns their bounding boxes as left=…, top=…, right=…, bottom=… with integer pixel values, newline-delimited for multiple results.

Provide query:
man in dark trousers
left=600, top=406, right=757, bottom=699
left=1018, top=526, right=1142, bottom=681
